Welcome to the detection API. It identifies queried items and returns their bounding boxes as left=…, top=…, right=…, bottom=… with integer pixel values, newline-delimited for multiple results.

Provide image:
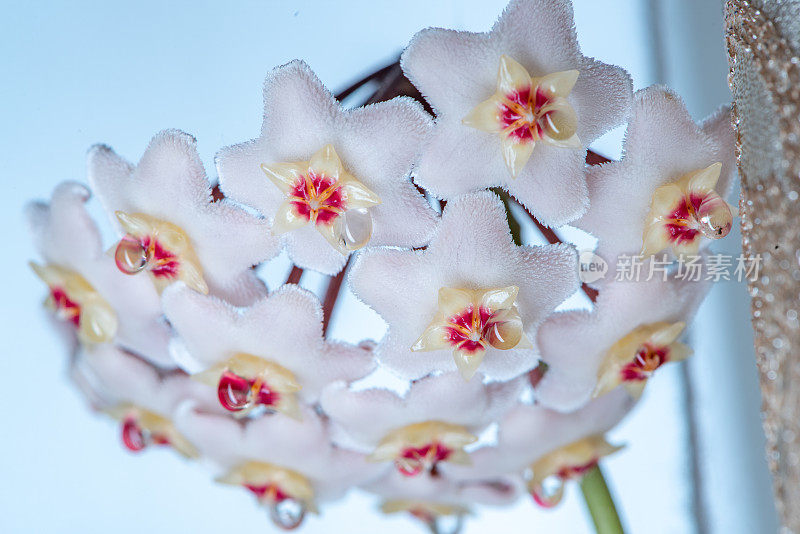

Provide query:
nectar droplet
left=541, top=104, right=577, bottom=141
left=217, top=370, right=254, bottom=411
left=429, top=514, right=464, bottom=534
left=115, top=235, right=148, bottom=275
left=485, top=311, right=524, bottom=350
left=122, top=417, right=147, bottom=452
left=695, top=193, right=732, bottom=240
left=81, top=303, right=118, bottom=343
left=333, top=208, right=372, bottom=251
left=396, top=455, right=425, bottom=477
left=269, top=498, right=307, bottom=530
left=530, top=475, right=565, bottom=508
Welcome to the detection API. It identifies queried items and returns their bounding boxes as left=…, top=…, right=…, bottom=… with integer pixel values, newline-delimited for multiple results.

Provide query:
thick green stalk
left=579, top=465, right=625, bottom=534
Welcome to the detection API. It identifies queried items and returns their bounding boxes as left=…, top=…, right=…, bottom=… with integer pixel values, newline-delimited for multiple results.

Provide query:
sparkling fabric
left=726, top=1, right=800, bottom=530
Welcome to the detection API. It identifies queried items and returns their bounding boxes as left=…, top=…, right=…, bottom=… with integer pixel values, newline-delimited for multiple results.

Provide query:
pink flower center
left=50, top=286, right=81, bottom=327
left=245, top=484, right=290, bottom=504
left=217, top=370, right=279, bottom=412
left=443, top=305, right=503, bottom=354
left=121, top=416, right=170, bottom=452
left=498, top=85, right=552, bottom=143
left=289, top=171, right=346, bottom=227
left=620, top=344, right=669, bottom=382
left=141, top=236, right=180, bottom=277
left=396, top=442, right=452, bottom=477
left=662, top=192, right=714, bottom=245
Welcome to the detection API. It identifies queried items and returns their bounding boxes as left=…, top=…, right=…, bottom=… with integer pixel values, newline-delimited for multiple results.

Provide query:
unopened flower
left=88, top=129, right=278, bottom=306
left=535, top=275, right=709, bottom=411
left=349, top=191, right=579, bottom=380
left=162, top=283, right=375, bottom=417
left=577, top=86, right=736, bottom=263
left=320, top=373, right=521, bottom=477
left=27, top=182, right=172, bottom=366
left=174, top=403, right=379, bottom=528
left=401, top=0, right=633, bottom=226
left=216, top=60, right=437, bottom=275
left=75, top=344, right=211, bottom=457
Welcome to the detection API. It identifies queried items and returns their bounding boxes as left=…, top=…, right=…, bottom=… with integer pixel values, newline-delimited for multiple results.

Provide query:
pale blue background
left=0, top=1, right=777, bottom=532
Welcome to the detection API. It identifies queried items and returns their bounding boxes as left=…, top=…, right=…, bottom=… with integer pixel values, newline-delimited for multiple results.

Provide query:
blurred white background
left=0, top=1, right=777, bottom=532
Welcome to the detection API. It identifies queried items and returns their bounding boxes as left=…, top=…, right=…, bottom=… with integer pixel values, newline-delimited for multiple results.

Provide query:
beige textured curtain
left=725, top=1, right=800, bottom=530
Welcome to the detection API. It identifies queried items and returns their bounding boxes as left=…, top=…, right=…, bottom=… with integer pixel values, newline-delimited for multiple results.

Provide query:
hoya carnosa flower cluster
left=25, top=0, right=736, bottom=531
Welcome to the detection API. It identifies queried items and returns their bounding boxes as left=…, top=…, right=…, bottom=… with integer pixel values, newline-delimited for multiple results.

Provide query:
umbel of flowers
left=25, top=0, right=736, bottom=532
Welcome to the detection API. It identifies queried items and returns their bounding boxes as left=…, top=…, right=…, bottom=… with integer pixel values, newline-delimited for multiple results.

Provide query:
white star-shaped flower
left=74, top=344, right=215, bottom=458
left=535, top=274, right=711, bottom=412
left=577, top=86, right=737, bottom=264
left=363, top=467, right=522, bottom=530
left=443, top=388, right=633, bottom=507
left=349, top=191, right=579, bottom=381
left=88, top=129, right=278, bottom=306
left=320, top=373, right=521, bottom=477
left=401, top=0, right=633, bottom=226
left=27, top=182, right=172, bottom=367
left=162, top=282, right=375, bottom=418
left=174, top=403, right=380, bottom=520
left=216, top=60, right=437, bottom=275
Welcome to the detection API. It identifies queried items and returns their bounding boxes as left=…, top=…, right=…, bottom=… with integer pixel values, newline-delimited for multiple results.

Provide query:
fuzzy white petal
left=578, top=86, right=735, bottom=263
left=26, top=182, right=172, bottom=366
left=88, top=130, right=276, bottom=305
left=320, top=373, right=522, bottom=451
left=401, top=0, right=632, bottom=225
left=350, top=191, right=579, bottom=380
left=536, top=274, right=711, bottom=411
left=217, top=60, right=436, bottom=274
left=162, top=283, right=375, bottom=403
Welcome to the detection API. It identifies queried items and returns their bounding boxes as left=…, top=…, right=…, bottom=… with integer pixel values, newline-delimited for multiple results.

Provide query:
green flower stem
left=579, top=465, right=625, bottom=534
